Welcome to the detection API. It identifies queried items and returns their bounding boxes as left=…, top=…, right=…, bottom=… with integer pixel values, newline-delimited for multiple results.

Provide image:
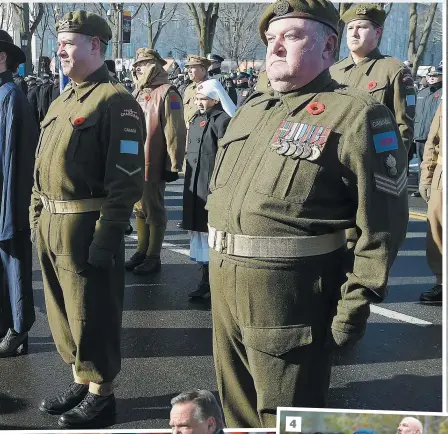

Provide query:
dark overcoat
left=182, top=104, right=230, bottom=232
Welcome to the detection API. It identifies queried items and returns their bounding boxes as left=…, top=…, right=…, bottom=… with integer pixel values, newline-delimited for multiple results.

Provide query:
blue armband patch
left=406, top=95, right=416, bottom=106
left=120, top=140, right=139, bottom=155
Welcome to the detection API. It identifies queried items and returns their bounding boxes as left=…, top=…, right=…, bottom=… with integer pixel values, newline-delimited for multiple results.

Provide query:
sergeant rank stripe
left=271, top=121, right=331, bottom=162
left=374, top=167, right=407, bottom=197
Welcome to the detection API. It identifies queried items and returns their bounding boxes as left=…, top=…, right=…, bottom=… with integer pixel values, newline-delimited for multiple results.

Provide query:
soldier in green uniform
left=206, top=0, right=408, bottom=427
left=30, top=10, right=144, bottom=428
left=330, top=4, right=415, bottom=155
left=183, top=55, right=212, bottom=128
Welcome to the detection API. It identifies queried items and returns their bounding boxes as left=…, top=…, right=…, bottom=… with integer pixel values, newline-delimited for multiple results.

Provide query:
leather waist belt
left=208, top=226, right=346, bottom=258
left=40, top=195, right=106, bottom=214
left=437, top=155, right=443, bottom=165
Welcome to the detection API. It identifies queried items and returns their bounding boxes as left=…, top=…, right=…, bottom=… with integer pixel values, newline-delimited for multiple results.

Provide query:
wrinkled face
left=188, top=65, right=207, bottom=82
left=427, top=74, right=442, bottom=85
left=397, top=418, right=420, bottom=434
left=169, top=402, right=215, bottom=434
left=195, top=93, right=218, bottom=113
left=134, top=59, right=155, bottom=80
left=346, top=19, right=381, bottom=55
left=265, top=18, right=330, bottom=92
left=57, top=32, right=98, bottom=83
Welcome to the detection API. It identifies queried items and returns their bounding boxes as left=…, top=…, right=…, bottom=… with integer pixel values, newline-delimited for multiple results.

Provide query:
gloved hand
left=88, top=243, right=115, bottom=269
left=163, top=171, right=179, bottom=183
left=419, top=184, right=431, bottom=202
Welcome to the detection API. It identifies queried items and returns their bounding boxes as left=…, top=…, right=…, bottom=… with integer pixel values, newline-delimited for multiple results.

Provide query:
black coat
left=182, top=104, right=231, bottom=232
left=414, top=83, right=442, bottom=141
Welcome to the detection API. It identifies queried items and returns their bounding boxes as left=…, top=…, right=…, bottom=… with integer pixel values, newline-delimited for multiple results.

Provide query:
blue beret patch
left=120, top=140, right=139, bottom=155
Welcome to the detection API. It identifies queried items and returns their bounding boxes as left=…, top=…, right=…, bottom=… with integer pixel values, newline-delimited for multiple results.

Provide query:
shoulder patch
left=373, top=131, right=399, bottom=153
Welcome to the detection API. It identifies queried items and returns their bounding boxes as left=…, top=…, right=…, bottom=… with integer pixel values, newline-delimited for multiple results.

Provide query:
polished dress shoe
left=0, top=328, right=28, bottom=357
left=58, top=392, right=116, bottom=428
left=39, top=382, right=89, bottom=415
left=420, top=284, right=442, bottom=304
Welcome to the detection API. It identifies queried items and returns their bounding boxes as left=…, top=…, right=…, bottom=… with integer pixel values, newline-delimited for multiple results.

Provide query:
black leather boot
left=125, top=251, right=146, bottom=271
left=58, top=392, right=116, bottom=428
left=39, top=382, right=89, bottom=415
left=189, top=264, right=210, bottom=298
left=0, top=328, right=28, bottom=357
left=420, top=284, right=442, bottom=304
left=133, top=255, right=162, bottom=275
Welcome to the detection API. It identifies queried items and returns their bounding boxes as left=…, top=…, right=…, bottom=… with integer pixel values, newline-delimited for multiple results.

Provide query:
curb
left=409, top=211, right=427, bottom=220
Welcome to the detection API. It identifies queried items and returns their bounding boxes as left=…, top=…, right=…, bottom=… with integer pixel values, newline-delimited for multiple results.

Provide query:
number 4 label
left=285, top=416, right=302, bottom=432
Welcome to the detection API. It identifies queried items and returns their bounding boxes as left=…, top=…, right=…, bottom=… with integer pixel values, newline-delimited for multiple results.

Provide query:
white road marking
left=125, top=235, right=433, bottom=326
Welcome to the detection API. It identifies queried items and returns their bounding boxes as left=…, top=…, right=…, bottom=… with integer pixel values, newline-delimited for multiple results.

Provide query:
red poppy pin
left=200, top=120, right=206, bottom=127
left=435, top=93, right=440, bottom=98
left=306, top=102, right=325, bottom=115
left=144, top=95, right=151, bottom=101
left=73, top=117, right=85, bottom=126
left=367, top=81, right=377, bottom=90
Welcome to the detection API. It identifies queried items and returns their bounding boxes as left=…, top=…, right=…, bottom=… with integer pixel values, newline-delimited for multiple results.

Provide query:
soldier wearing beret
left=206, top=0, right=408, bottom=427
left=183, top=55, right=212, bottom=128
left=31, top=10, right=145, bottom=428
left=330, top=3, right=415, bottom=155
left=125, top=48, right=186, bottom=274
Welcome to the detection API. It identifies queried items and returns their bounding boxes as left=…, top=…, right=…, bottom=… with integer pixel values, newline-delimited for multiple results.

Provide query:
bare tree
left=187, top=3, right=220, bottom=56
left=377, top=3, right=393, bottom=45
left=407, top=3, right=438, bottom=76
left=214, top=3, right=264, bottom=69
left=136, top=3, right=178, bottom=50
left=0, top=4, right=14, bottom=31
left=11, top=3, right=44, bottom=74
left=334, top=3, right=352, bottom=60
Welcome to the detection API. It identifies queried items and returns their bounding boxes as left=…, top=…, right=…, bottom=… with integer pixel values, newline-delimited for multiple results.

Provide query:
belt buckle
left=40, top=195, right=49, bottom=211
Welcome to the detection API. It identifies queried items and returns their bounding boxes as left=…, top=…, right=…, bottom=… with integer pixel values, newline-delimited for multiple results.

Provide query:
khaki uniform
left=183, top=81, right=202, bottom=127
left=330, top=48, right=415, bottom=154
left=30, top=64, right=144, bottom=384
left=420, top=103, right=443, bottom=284
left=206, top=70, right=408, bottom=427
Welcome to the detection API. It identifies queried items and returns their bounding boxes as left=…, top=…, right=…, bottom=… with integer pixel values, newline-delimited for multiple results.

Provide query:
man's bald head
left=398, top=417, right=423, bottom=434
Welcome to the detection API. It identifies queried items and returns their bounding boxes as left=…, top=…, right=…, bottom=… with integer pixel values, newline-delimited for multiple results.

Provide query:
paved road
left=0, top=179, right=441, bottom=429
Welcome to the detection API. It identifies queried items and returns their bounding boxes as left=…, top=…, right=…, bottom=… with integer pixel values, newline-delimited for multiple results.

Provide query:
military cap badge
left=355, top=6, right=367, bottom=14
left=273, top=0, right=290, bottom=16
left=58, top=18, right=72, bottom=30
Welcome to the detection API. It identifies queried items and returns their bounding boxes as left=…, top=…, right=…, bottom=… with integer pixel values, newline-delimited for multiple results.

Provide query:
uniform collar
left=0, top=70, right=14, bottom=87
left=337, top=47, right=383, bottom=70
left=71, top=63, right=111, bottom=101
left=279, top=69, right=335, bottom=115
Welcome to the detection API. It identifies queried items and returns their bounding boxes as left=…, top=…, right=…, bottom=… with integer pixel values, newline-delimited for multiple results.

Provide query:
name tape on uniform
left=120, top=140, right=139, bottom=155
left=370, top=117, right=392, bottom=129
left=373, top=131, right=398, bottom=153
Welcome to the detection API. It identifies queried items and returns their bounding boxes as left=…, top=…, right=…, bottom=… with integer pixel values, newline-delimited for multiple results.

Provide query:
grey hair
left=171, top=390, right=224, bottom=431
left=83, top=35, right=108, bottom=59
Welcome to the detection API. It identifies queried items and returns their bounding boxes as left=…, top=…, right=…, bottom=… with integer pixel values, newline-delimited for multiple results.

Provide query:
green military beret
left=259, top=0, right=339, bottom=45
left=56, top=10, right=112, bottom=44
left=341, top=4, right=386, bottom=27
left=184, top=55, right=212, bottom=69
left=134, top=48, right=167, bottom=66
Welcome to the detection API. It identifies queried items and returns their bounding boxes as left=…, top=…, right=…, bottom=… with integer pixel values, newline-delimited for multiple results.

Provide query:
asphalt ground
left=0, top=178, right=441, bottom=429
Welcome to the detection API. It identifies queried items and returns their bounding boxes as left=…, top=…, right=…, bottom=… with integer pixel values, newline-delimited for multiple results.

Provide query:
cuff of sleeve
left=92, top=219, right=126, bottom=253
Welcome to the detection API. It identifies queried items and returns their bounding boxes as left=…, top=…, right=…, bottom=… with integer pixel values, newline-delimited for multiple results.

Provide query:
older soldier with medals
left=205, top=0, right=408, bottom=427
left=31, top=10, right=144, bottom=428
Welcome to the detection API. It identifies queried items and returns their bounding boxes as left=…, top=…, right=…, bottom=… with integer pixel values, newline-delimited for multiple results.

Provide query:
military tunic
left=183, top=81, right=203, bottom=127
left=330, top=48, right=415, bottom=154
left=206, top=70, right=408, bottom=427
left=30, top=64, right=145, bottom=384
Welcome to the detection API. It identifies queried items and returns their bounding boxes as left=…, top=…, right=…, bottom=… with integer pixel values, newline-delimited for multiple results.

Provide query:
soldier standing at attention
left=183, top=55, right=212, bottom=129
left=330, top=4, right=415, bottom=155
left=418, top=103, right=443, bottom=304
left=205, top=0, right=408, bottom=427
left=125, top=48, right=186, bottom=274
left=30, top=10, right=144, bottom=428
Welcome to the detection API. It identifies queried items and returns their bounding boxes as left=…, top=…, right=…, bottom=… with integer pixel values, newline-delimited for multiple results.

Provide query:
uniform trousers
left=36, top=209, right=124, bottom=384
left=209, top=248, right=346, bottom=428
left=0, top=232, right=35, bottom=334
left=427, top=164, right=443, bottom=284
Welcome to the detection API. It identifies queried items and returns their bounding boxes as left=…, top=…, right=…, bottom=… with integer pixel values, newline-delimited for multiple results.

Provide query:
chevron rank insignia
left=270, top=121, right=331, bottom=161
left=374, top=167, right=407, bottom=197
